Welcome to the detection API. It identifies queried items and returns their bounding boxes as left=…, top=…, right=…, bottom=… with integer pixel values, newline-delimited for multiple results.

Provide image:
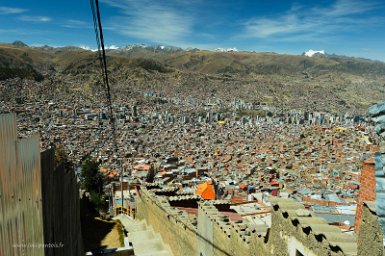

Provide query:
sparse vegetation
left=1, top=43, right=385, bottom=114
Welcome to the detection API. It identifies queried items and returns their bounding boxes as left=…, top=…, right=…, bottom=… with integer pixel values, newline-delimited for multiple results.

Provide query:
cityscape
left=1, top=0, right=385, bottom=256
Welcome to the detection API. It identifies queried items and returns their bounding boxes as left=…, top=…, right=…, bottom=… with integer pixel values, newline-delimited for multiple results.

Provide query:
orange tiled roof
left=196, top=181, right=215, bottom=200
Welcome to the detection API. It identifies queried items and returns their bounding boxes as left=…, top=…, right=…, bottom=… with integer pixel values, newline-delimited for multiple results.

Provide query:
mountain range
left=1, top=41, right=384, bottom=113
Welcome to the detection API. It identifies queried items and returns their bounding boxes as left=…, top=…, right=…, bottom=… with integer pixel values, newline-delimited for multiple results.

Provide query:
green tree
left=80, top=158, right=100, bottom=191
left=55, top=144, right=72, bottom=170
left=80, top=158, right=107, bottom=211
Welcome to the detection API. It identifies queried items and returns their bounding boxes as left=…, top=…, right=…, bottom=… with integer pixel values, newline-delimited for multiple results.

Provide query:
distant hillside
left=1, top=42, right=385, bottom=79
left=1, top=42, right=385, bottom=113
left=0, top=45, right=45, bottom=81
left=12, top=40, right=29, bottom=48
left=107, top=46, right=385, bottom=77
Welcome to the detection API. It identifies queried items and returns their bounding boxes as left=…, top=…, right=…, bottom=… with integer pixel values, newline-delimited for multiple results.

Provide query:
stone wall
left=136, top=187, right=198, bottom=255
left=136, top=187, right=360, bottom=256
left=357, top=202, right=384, bottom=256
left=268, top=198, right=356, bottom=256
left=136, top=187, right=259, bottom=256
left=197, top=203, right=267, bottom=256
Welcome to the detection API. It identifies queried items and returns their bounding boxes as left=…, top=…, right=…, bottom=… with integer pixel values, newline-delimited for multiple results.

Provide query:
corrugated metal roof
left=312, top=205, right=337, bottom=213
left=324, top=193, right=346, bottom=203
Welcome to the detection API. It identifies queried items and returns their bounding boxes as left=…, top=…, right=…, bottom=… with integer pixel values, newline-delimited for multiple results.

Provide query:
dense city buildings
left=2, top=79, right=385, bottom=255
left=1, top=34, right=385, bottom=255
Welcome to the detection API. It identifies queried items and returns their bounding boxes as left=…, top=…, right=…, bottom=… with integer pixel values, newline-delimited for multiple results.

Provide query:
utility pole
left=120, top=158, right=124, bottom=215
left=128, top=159, right=132, bottom=198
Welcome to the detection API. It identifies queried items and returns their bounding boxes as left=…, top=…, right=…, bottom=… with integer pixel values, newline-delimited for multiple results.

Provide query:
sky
left=1, top=0, right=385, bottom=61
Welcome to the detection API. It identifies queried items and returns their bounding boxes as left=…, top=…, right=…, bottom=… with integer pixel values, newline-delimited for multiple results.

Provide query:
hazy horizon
left=1, top=0, right=385, bottom=61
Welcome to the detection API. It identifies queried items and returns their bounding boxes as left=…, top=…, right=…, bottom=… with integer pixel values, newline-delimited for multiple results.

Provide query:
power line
left=90, top=0, right=104, bottom=90
left=90, top=1, right=128, bottom=215
left=89, top=0, right=117, bottom=153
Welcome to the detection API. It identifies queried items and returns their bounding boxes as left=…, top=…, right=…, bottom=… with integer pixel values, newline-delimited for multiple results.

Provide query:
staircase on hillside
left=114, top=215, right=173, bottom=256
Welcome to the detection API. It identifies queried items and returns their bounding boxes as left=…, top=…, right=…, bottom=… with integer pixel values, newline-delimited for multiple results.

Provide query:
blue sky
left=1, top=0, right=385, bottom=61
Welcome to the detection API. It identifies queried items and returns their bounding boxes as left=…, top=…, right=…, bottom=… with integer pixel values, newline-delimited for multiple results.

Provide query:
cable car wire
left=90, top=0, right=117, bottom=153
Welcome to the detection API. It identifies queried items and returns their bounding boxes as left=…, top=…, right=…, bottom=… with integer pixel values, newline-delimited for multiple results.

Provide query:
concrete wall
left=357, top=204, right=384, bottom=256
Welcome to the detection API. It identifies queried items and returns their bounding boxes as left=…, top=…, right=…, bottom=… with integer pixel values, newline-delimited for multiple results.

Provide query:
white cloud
left=19, top=15, right=52, bottom=23
left=322, top=0, right=380, bottom=17
left=0, top=6, right=26, bottom=15
left=0, top=28, right=21, bottom=33
left=242, top=0, right=383, bottom=39
left=61, top=19, right=91, bottom=29
left=0, top=28, right=46, bottom=35
left=101, top=0, right=193, bottom=45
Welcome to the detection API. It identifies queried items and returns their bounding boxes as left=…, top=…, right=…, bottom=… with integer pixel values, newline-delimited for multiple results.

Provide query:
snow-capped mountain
left=109, top=44, right=183, bottom=53
left=75, top=43, right=185, bottom=53
left=303, top=50, right=325, bottom=57
left=116, top=44, right=146, bottom=51
left=214, top=48, right=238, bottom=52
